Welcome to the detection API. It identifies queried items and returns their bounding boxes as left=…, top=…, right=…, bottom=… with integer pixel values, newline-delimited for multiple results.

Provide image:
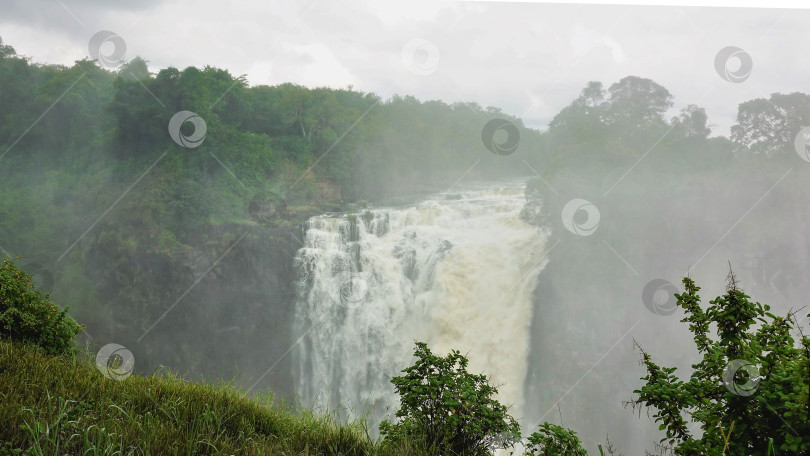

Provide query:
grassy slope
left=0, top=340, right=413, bottom=456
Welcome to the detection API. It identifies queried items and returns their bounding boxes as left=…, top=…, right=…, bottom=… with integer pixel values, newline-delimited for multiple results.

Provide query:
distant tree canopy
left=549, top=76, right=673, bottom=132
left=671, top=104, right=711, bottom=140
left=0, top=32, right=804, bottom=260
left=0, top=32, right=802, bottom=210
left=543, top=77, right=810, bottom=172
left=547, top=76, right=719, bottom=170
left=731, top=92, right=810, bottom=158
left=0, top=36, right=16, bottom=58
left=606, top=76, right=674, bottom=127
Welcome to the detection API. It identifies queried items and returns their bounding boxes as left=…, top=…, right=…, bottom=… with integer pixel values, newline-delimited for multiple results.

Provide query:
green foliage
left=0, top=339, right=392, bottom=456
left=380, top=342, right=521, bottom=456
left=629, top=271, right=810, bottom=455
left=731, top=92, right=810, bottom=158
left=0, top=258, right=83, bottom=355
left=606, top=76, right=673, bottom=127
left=525, top=423, right=588, bottom=456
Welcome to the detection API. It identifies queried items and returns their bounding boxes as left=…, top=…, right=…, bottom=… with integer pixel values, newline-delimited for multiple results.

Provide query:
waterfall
left=293, top=182, right=550, bottom=431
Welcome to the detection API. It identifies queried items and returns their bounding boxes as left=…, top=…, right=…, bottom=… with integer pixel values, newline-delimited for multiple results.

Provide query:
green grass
left=0, top=339, right=421, bottom=456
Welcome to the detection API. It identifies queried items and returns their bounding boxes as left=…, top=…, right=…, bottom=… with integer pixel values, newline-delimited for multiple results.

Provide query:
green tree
left=606, top=76, right=673, bottom=127
left=548, top=81, right=608, bottom=144
left=0, top=258, right=83, bottom=355
left=0, top=35, right=16, bottom=59
left=525, top=423, right=588, bottom=456
left=547, top=77, right=679, bottom=168
left=118, top=56, right=151, bottom=81
left=0, top=36, right=34, bottom=146
left=730, top=92, right=810, bottom=158
left=379, top=341, right=521, bottom=455
left=671, top=104, right=711, bottom=140
left=629, top=271, right=810, bottom=455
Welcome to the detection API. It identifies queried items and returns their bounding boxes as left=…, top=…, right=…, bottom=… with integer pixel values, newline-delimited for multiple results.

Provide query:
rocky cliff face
left=84, top=221, right=304, bottom=397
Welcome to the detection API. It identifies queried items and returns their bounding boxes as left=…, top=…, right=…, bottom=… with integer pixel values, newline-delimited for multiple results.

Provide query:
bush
left=629, top=271, right=810, bottom=455
left=379, top=341, right=521, bottom=456
left=0, top=258, right=83, bottom=355
left=525, top=423, right=588, bottom=456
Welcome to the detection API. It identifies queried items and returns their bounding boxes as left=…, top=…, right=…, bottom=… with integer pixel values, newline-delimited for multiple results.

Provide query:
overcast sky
left=1, top=0, right=807, bottom=136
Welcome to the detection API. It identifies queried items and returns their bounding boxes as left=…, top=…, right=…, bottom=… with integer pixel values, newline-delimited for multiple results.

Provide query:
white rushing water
left=293, top=182, right=550, bottom=431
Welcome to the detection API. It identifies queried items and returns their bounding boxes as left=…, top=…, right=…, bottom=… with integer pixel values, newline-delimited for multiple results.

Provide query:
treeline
left=2, top=33, right=808, bottom=255
left=0, top=36, right=549, bottom=253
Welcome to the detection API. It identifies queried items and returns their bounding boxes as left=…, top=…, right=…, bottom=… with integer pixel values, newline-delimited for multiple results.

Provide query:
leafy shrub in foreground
left=0, top=258, right=83, bottom=355
left=525, top=422, right=588, bottom=456
left=629, top=271, right=810, bottom=455
left=380, top=341, right=520, bottom=456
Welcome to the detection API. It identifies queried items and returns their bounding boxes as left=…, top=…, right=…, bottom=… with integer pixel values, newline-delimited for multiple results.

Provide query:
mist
left=2, top=1, right=810, bottom=455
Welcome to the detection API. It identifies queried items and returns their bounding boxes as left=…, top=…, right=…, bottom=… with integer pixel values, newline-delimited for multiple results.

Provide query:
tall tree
left=731, top=92, right=810, bottom=157
left=671, top=104, right=711, bottom=139
left=606, top=76, right=673, bottom=127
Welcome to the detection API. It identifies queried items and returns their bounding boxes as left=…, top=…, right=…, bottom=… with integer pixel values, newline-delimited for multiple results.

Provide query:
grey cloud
left=1, top=1, right=808, bottom=136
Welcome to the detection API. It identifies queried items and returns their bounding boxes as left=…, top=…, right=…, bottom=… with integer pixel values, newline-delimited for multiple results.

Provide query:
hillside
left=0, top=339, right=410, bottom=456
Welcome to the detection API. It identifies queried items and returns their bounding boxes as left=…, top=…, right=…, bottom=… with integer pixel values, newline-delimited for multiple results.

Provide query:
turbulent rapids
left=292, top=182, right=550, bottom=429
